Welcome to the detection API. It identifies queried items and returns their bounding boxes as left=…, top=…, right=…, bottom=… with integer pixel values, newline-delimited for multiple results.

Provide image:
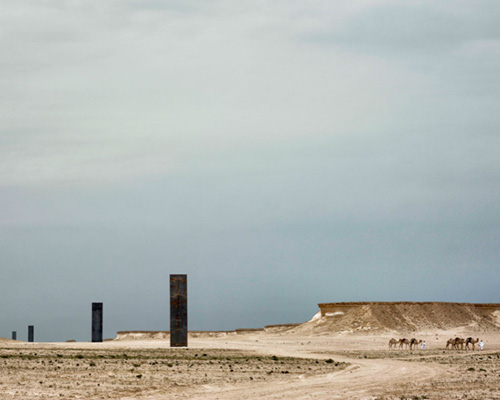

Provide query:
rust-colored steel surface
left=170, top=274, right=187, bottom=347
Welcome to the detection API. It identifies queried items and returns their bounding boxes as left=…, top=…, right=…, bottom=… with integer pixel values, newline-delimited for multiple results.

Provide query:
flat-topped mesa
left=307, top=302, right=500, bottom=334
left=114, top=330, right=238, bottom=340
left=318, top=302, right=500, bottom=317
left=115, top=331, right=170, bottom=341
left=264, top=323, right=301, bottom=333
left=235, top=328, right=265, bottom=335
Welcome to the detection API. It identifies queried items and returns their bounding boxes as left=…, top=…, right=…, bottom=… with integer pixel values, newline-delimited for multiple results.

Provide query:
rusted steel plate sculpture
left=170, top=274, right=187, bottom=347
left=92, top=302, right=103, bottom=343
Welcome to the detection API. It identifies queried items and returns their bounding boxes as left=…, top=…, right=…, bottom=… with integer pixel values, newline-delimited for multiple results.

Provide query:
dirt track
left=1, top=331, right=499, bottom=399
left=182, top=334, right=481, bottom=400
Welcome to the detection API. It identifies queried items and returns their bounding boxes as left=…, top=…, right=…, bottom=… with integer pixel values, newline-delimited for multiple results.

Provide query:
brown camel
left=389, top=338, right=398, bottom=349
left=410, top=338, right=422, bottom=350
left=399, top=338, right=410, bottom=349
left=446, top=338, right=455, bottom=349
left=453, top=337, right=465, bottom=350
left=465, top=337, right=480, bottom=350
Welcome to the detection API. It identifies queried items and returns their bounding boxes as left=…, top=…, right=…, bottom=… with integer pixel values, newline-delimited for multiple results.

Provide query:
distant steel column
left=92, top=302, right=103, bottom=343
left=28, top=325, right=34, bottom=342
left=170, top=274, right=187, bottom=347
left=12, top=331, right=16, bottom=341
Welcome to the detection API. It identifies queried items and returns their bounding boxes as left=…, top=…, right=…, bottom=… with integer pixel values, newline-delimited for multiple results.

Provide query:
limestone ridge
left=292, top=302, right=500, bottom=334
left=112, top=302, right=500, bottom=340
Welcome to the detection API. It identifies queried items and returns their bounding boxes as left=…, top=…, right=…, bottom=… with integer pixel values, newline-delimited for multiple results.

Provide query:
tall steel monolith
left=92, top=302, right=103, bottom=343
left=12, top=331, right=16, bottom=341
left=28, top=325, right=34, bottom=342
left=170, top=274, right=187, bottom=347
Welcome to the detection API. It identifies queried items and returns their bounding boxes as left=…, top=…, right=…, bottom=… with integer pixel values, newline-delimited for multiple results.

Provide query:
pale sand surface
left=1, top=330, right=499, bottom=399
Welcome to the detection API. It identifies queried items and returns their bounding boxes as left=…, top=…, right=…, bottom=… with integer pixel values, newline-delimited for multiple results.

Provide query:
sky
left=1, top=0, right=499, bottom=342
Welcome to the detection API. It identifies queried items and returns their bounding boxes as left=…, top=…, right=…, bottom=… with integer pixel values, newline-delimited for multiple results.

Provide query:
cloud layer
left=1, top=0, right=499, bottom=341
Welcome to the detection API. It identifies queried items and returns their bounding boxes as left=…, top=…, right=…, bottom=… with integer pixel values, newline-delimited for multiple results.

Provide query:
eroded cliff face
left=115, top=331, right=170, bottom=341
left=112, top=302, right=500, bottom=340
left=114, top=330, right=237, bottom=340
left=292, top=302, right=500, bottom=334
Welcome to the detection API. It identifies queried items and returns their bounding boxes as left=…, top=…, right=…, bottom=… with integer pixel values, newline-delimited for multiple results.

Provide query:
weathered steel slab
left=28, top=325, right=34, bottom=342
left=170, top=274, right=187, bottom=347
left=92, top=302, right=103, bottom=343
left=12, top=331, right=16, bottom=341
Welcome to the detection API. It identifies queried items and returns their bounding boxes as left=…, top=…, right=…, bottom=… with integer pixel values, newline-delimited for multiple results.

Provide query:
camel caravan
left=388, top=337, right=425, bottom=350
left=389, top=337, right=484, bottom=350
left=445, top=337, right=482, bottom=350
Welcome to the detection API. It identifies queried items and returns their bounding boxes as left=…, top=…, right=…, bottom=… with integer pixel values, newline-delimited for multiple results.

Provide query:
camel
left=399, top=338, right=410, bottom=349
left=446, top=338, right=455, bottom=349
left=453, top=337, right=465, bottom=350
left=388, top=338, right=398, bottom=349
left=465, top=337, right=480, bottom=350
left=410, top=338, right=422, bottom=350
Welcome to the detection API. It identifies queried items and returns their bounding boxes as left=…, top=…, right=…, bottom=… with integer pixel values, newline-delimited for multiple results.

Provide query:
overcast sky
left=1, top=0, right=499, bottom=342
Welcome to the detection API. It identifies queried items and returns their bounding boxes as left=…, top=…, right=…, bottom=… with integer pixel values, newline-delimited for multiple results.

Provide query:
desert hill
left=114, top=302, right=500, bottom=340
left=291, top=302, right=500, bottom=335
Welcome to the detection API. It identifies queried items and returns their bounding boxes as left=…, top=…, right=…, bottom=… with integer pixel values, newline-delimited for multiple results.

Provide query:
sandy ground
left=1, top=330, right=499, bottom=400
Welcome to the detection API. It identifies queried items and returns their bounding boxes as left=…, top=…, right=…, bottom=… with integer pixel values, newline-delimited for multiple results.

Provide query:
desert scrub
left=0, top=346, right=348, bottom=400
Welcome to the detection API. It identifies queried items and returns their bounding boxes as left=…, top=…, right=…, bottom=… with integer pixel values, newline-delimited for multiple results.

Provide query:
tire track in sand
left=158, top=336, right=448, bottom=400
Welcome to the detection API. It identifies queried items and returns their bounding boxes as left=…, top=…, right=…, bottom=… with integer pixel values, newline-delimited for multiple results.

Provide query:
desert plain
left=1, top=302, right=500, bottom=399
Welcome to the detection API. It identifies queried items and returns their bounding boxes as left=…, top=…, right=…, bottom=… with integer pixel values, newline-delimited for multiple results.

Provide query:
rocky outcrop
left=292, top=302, right=500, bottom=334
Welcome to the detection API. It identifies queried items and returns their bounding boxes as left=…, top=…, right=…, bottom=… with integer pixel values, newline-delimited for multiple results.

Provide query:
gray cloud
left=1, top=0, right=499, bottom=341
left=304, top=2, right=500, bottom=52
